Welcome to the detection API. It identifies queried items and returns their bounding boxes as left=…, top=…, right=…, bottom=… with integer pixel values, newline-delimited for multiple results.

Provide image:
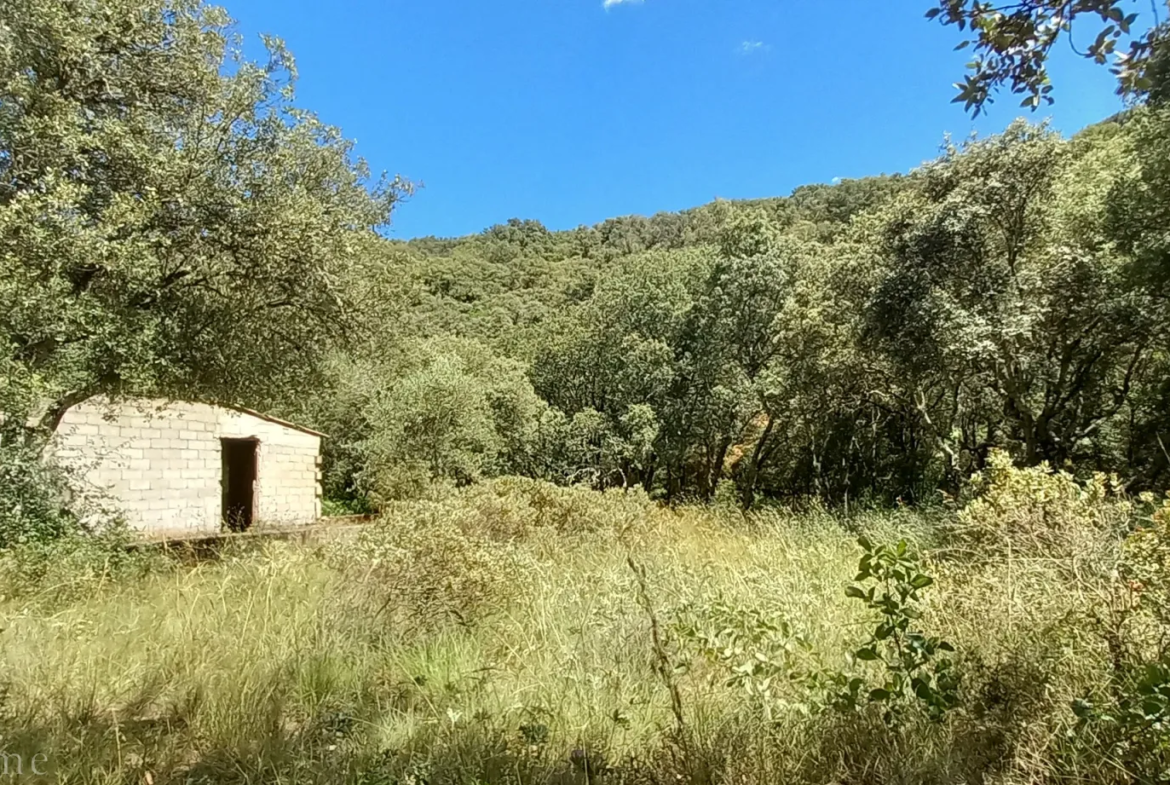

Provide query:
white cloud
left=738, top=40, right=768, bottom=55
left=603, top=0, right=643, bottom=8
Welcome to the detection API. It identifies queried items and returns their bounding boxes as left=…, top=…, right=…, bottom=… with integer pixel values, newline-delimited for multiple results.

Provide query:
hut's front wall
left=53, top=398, right=322, bottom=535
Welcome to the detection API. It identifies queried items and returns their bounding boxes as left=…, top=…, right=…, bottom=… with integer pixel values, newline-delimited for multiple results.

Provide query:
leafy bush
left=671, top=596, right=812, bottom=714
left=1122, top=493, right=1170, bottom=629
left=1071, top=660, right=1170, bottom=783
left=332, top=477, right=666, bottom=637
left=479, top=476, right=657, bottom=536
left=0, top=444, right=76, bottom=548
left=319, top=496, right=373, bottom=517
left=0, top=528, right=163, bottom=604
left=835, top=536, right=960, bottom=723
left=0, top=422, right=159, bottom=602
left=954, top=449, right=1131, bottom=561
left=334, top=338, right=547, bottom=504
left=340, top=513, right=526, bottom=633
left=1067, top=494, right=1170, bottom=782
left=372, top=476, right=659, bottom=544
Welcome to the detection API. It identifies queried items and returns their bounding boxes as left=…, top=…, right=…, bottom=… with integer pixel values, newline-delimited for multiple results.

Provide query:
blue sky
left=227, top=0, right=1127, bottom=239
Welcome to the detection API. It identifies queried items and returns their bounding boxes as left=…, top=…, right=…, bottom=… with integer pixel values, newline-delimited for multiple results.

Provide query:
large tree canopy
left=0, top=0, right=407, bottom=445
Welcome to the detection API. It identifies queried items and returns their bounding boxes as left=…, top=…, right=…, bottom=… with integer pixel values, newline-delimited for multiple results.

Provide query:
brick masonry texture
left=51, top=397, right=322, bottom=535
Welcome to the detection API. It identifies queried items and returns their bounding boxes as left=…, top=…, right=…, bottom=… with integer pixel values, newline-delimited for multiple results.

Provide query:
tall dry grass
left=0, top=467, right=1163, bottom=784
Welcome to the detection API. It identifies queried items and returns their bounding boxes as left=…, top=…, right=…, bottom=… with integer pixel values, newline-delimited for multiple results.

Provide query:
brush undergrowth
left=0, top=460, right=1165, bottom=784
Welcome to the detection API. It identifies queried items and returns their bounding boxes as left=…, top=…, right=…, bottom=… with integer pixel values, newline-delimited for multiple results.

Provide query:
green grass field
left=0, top=468, right=1164, bottom=784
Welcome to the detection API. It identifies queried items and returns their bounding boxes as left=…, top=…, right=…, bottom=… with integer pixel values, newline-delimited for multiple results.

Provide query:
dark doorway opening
left=221, top=438, right=258, bottom=532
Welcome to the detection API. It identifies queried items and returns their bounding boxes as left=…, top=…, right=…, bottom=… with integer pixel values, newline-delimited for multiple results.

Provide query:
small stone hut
left=52, top=397, right=323, bottom=536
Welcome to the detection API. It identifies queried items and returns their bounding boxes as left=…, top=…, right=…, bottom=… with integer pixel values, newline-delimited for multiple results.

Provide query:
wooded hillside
left=309, top=118, right=1170, bottom=510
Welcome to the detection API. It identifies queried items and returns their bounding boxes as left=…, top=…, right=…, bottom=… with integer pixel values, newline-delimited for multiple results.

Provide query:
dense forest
left=3, top=0, right=1170, bottom=524
left=301, top=114, right=1170, bottom=511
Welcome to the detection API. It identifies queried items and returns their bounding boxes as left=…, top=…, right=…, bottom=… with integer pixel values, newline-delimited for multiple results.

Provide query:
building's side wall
left=53, top=398, right=321, bottom=535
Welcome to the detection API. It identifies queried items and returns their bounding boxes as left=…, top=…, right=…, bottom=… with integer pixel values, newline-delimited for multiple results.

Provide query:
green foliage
left=868, top=121, right=1158, bottom=478
left=371, top=475, right=660, bottom=541
left=1111, top=104, right=1170, bottom=288
left=956, top=449, right=1131, bottom=560
left=1072, top=661, right=1170, bottom=782
left=2, top=480, right=1170, bottom=783
left=319, top=496, right=373, bottom=517
left=305, top=114, right=1170, bottom=512
left=0, top=526, right=165, bottom=604
left=341, top=513, right=525, bottom=633
left=4, top=0, right=1170, bottom=544
left=1068, top=496, right=1170, bottom=781
left=712, top=478, right=742, bottom=511
left=0, top=445, right=75, bottom=548
left=837, top=537, right=960, bottom=723
left=1123, top=494, right=1170, bottom=627
left=0, top=0, right=405, bottom=450
left=368, top=352, right=505, bottom=494
left=315, top=337, right=546, bottom=503
left=672, top=598, right=811, bottom=713
left=331, top=476, right=664, bottom=630
left=927, top=0, right=1162, bottom=112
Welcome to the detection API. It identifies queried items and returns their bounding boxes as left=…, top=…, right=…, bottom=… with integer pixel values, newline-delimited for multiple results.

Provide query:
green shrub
left=1123, top=493, right=1170, bottom=629
left=0, top=435, right=163, bottom=603
left=335, top=477, right=663, bottom=634
left=1066, top=494, right=1170, bottom=782
left=955, top=449, right=1131, bottom=561
left=480, top=476, right=657, bottom=536
left=0, top=527, right=166, bottom=604
left=0, top=444, right=76, bottom=549
left=340, top=513, right=526, bottom=633
left=835, top=536, right=960, bottom=724
left=671, top=596, right=812, bottom=715
left=356, top=338, right=548, bottom=504
left=1071, top=660, right=1170, bottom=783
left=319, top=496, right=373, bottom=517
left=370, top=476, right=660, bottom=544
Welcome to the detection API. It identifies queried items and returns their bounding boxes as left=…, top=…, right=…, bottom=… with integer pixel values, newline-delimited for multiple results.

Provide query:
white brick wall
left=50, top=397, right=323, bottom=536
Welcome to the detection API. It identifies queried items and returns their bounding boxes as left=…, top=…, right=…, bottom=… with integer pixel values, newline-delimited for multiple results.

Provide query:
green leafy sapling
left=837, top=536, right=960, bottom=724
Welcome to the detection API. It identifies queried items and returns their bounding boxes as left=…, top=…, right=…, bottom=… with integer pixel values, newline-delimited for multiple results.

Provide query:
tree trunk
left=740, top=415, right=775, bottom=510
left=641, top=464, right=656, bottom=494
left=21, top=391, right=91, bottom=454
left=707, top=436, right=732, bottom=500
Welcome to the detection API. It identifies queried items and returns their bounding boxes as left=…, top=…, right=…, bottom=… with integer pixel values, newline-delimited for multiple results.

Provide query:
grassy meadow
left=0, top=464, right=1166, bottom=784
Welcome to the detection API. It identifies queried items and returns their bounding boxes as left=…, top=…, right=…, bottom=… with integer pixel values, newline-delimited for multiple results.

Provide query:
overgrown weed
left=0, top=471, right=1164, bottom=783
